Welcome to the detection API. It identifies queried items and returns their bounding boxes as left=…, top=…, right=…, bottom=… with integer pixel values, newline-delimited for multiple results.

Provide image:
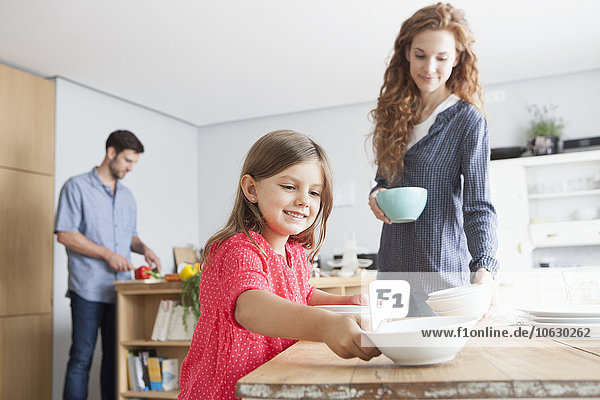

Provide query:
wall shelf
left=529, top=189, right=600, bottom=199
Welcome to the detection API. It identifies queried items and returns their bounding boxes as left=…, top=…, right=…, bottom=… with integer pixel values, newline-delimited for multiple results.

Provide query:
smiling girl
left=368, top=3, right=499, bottom=316
left=178, top=130, right=379, bottom=400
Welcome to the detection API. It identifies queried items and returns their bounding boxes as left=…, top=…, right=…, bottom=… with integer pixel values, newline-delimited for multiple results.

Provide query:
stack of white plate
left=518, top=305, right=600, bottom=338
left=426, top=283, right=493, bottom=320
left=314, top=305, right=370, bottom=317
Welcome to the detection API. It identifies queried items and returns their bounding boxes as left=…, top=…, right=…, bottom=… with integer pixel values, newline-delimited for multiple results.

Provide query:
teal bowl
left=376, top=187, right=427, bottom=223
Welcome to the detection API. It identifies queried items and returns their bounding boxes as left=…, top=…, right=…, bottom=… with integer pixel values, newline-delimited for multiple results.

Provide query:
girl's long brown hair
left=370, top=2, right=484, bottom=184
left=200, top=130, right=334, bottom=267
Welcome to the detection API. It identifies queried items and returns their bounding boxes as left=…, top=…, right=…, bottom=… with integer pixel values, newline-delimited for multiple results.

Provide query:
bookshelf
left=114, top=275, right=372, bottom=399
left=114, top=280, right=189, bottom=400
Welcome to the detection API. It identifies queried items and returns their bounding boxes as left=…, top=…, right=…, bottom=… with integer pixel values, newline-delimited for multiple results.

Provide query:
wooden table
left=236, top=335, right=600, bottom=399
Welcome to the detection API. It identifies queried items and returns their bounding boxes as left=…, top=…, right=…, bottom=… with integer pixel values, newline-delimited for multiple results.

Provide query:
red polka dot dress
left=177, top=231, right=315, bottom=400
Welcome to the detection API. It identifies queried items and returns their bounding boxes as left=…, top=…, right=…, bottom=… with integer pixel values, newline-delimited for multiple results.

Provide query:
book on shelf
left=128, top=349, right=179, bottom=392
left=161, top=358, right=179, bottom=391
left=151, top=299, right=177, bottom=341
left=127, top=352, right=146, bottom=392
left=151, top=299, right=196, bottom=341
left=139, top=349, right=157, bottom=391
left=147, top=357, right=163, bottom=391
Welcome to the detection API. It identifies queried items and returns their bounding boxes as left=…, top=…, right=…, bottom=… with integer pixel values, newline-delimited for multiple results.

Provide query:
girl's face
left=406, top=29, right=458, bottom=97
left=247, top=160, right=324, bottom=250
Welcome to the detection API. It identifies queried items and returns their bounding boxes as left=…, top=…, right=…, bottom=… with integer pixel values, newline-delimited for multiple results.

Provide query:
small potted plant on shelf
left=526, top=103, right=564, bottom=155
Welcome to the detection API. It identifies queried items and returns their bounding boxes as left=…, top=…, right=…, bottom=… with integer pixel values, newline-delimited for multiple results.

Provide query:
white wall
left=485, top=68, right=600, bottom=148
left=52, top=78, right=199, bottom=400
left=196, top=68, right=598, bottom=265
left=197, top=103, right=382, bottom=262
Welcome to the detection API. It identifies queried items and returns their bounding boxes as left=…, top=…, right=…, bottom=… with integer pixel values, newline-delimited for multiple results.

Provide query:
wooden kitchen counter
left=236, top=336, right=600, bottom=399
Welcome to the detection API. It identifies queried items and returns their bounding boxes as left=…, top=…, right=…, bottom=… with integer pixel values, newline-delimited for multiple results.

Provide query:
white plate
left=531, top=316, right=600, bottom=324
left=530, top=321, right=600, bottom=337
left=518, top=305, right=600, bottom=318
left=314, top=305, right=370, bottom=315
left=326, top=259, right=373, bottom=269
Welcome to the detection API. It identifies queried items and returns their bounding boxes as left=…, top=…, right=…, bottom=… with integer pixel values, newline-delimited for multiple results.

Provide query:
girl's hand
left=368, top=188, right=391, bottom=224
left=321, top=314, right=381, bottom=361
left=348, top=293, right=368, bottom=306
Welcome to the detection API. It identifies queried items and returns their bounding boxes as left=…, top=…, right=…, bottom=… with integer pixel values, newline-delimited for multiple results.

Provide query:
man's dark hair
left=106, top=130, right=145, bottom=154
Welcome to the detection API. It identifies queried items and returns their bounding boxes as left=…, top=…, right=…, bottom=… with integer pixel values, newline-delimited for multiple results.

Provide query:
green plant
left=181, top=272, right=202, bottom=330
left=526, top=103, right=564, bottom=139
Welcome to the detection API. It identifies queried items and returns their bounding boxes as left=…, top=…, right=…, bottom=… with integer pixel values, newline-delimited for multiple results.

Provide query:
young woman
left=368, top=3, right=498, bottom=316
left=178, top=130, right=379, bottom=400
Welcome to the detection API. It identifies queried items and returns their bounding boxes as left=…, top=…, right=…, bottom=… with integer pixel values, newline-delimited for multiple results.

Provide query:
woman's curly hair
left=370, top=2, right=483, bottom=184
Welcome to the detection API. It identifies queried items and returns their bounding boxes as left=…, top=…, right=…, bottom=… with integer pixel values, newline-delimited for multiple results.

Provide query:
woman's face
left=406, top=29, right=458, bottom=98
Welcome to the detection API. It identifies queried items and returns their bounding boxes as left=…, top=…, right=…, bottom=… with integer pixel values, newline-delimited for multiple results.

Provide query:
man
left=55, top=130, right=162, bottom=400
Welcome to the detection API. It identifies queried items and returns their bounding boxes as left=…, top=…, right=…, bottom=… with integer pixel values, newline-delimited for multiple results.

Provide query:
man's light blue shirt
left=55, top=167, right=137, bottom=303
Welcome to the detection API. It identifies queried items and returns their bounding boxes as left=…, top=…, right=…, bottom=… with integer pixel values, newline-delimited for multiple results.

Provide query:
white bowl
left=427, top=283, right=492, bottom=300
left=426, top=289, right=493, bottom=313
left=431, top=300, right=491, bottom=319
left=361, top=316, right=478, bottom=365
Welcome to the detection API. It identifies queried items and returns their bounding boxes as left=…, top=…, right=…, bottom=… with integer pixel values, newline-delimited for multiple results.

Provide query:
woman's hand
left=368, top=188, right=391, bottom=224
left=473, top=268, right=493, bottom=284
left=473, top=268, right=496, bottom=319
left=320, top=314, right=381, bottom=361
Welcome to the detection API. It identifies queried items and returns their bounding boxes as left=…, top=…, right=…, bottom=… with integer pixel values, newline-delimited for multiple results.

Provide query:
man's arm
left=130, top=236, right=162, bottom=272
left=56, top=231, right=133, bottom=272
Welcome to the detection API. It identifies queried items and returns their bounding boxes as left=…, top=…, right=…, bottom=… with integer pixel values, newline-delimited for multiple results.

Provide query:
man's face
left=108, top=148, right=139, bottom=179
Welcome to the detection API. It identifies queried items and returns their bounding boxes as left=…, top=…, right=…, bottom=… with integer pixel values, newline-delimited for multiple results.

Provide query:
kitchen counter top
left=236, top=333, right=600, bottom=399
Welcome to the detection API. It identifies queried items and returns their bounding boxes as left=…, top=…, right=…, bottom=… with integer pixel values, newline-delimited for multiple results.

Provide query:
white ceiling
left=1, top=0, right=599, bottom=127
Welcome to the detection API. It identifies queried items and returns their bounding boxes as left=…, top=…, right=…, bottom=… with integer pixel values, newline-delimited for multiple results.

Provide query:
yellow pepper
left=179, top=264, right=199, bottom=281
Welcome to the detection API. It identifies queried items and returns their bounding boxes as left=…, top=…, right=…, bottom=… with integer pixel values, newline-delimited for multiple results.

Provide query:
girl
left=368, top=3, right=498, bottom=316
left=178, top=130, right=380, bottom=400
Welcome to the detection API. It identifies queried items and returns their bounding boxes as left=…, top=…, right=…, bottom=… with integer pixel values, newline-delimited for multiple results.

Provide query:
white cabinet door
left=496, top=227, right=532, bottom=269
left=490, top=163, right=529, bottom=228
left=490, top=162, right=532, bottom=268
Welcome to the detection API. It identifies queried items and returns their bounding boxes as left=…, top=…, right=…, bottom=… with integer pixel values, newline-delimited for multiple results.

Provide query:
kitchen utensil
left=426, top=288, right=493, bottom=312
left=314, top=305, right=370, bottom=316
left=427, top=283, right=492, bottom=300
left=376, top=187, right=427, bottom=223
left=430, top=301, right=491, bottom=319
left=530, top=321, right=600, bottom=338
left=562, top=267, right=600, bottom=304
left=531, top=316, right=600, bottom=324
left=361, top=316, right=478, bottom=365
left=517, top=305, right=600, bottom=318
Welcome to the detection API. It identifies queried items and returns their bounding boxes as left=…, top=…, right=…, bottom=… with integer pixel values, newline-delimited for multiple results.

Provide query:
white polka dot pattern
left=177, top=231, right=315, bottom=400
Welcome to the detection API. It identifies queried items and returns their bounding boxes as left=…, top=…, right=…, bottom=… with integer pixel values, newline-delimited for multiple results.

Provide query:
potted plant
left=526, top=103, right=564, bottom=155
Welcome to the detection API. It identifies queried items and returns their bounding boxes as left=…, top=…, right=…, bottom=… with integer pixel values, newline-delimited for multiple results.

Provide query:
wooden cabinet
left=0, top=63, right=54, bottom=400
left=0, top=314, right=52, bottom=399
left=114, top=276, right=371, bottom=399
left=0, top=63, right=55, bottom=174
left=0, top=169, right=53, bottom=315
